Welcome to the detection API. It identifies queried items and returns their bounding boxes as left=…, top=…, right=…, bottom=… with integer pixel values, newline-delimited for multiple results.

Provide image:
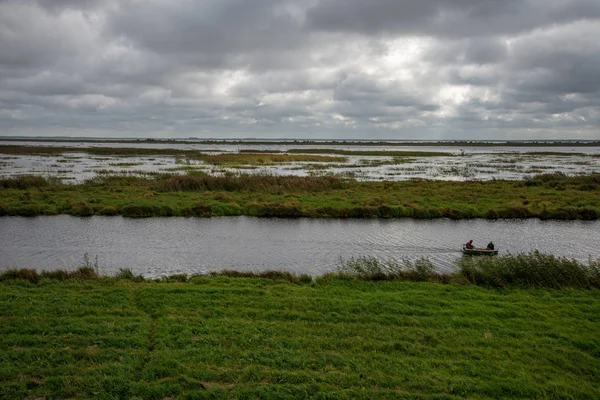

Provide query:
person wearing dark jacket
left=487, top=241, right=494, bottom=250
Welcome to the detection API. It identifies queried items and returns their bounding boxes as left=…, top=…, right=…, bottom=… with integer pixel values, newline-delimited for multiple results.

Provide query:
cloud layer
left=1, top=0, right=599, bottom=139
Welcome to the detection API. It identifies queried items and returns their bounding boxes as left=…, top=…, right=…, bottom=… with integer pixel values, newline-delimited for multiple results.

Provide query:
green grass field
left=1, top=277, right=599, bottom=399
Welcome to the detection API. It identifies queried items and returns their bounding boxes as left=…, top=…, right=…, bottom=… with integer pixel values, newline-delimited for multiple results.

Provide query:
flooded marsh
left=1, top=140, right=599, bottom=183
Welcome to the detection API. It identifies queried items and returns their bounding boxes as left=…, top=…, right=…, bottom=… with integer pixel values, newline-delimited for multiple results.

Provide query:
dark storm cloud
left=306, top=0, right=600, bottom=38
left=0, top=0, right=599, bottom=139
left=105, top=0, right=310, bottom=70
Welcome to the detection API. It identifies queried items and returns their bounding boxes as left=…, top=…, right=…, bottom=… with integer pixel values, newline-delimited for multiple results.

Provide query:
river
left=1, top=216, right=598, bottom=277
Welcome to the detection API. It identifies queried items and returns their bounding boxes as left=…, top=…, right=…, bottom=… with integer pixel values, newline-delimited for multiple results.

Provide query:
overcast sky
left=1, top=0, right=599, bottom=140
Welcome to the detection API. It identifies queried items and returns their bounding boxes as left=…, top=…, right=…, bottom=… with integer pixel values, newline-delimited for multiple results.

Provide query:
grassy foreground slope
left=1, top=173, right=600, bottom=219
left=1, top=278, right=599, bottom=399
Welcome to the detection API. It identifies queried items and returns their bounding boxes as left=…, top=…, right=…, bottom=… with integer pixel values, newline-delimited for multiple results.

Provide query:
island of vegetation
left=1, top=172, right=599, bottom=219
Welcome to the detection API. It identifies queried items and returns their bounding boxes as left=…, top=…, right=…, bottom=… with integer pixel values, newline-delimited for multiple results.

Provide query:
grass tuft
left=328, top=256, right=447, bottom=282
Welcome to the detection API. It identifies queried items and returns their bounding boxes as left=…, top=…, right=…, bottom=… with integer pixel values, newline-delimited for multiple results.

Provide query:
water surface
left=1, top=216, right=598, bottom=278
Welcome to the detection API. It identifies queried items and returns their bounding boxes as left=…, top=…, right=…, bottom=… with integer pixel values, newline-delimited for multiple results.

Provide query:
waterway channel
left=1, top=216, right=598, bottom=278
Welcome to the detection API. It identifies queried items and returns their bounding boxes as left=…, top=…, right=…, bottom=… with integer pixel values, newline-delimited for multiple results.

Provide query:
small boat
left=462, top=246, right=498, bottom=256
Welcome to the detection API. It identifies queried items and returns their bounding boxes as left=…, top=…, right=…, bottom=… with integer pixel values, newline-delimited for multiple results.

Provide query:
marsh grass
left=322, top=252, right=600, bottom=289
left=0, top=175, right=58, bottom=189
left=153, top=173, right=347, bottom=192
left=116, top=268, right=145, bottom=282
left=331, top=256, right=444, bottom=282
left=457, top=251, right=600, bottom=288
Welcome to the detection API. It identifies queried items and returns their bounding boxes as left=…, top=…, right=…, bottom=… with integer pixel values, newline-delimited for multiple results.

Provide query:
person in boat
left=487, top=241, right=494, bottom=250
left=465, top=240, right=474, bottom=249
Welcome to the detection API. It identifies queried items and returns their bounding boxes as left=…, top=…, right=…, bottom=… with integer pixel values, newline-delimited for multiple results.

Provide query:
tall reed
left=457, top=251, right=600, bottom=288
left=330, top=256, right=444, bottom=282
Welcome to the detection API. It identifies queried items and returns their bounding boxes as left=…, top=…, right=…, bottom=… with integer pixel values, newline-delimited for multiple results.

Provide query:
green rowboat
left=462, top=246, right=498, bottom=256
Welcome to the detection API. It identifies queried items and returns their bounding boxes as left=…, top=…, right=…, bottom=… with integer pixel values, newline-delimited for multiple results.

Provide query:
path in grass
left=1, top=278, right=599, bottom=399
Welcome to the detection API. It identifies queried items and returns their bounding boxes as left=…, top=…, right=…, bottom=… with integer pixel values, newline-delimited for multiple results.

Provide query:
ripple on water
left=0, top=216, right=599, bottom=277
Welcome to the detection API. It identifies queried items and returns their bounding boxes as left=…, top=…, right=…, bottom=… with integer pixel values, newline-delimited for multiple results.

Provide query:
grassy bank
left=3, top=251, right=599, bottom=289
left=1, top=173, right=599, bottom=219
left=1, top=272, right=599, bottom=399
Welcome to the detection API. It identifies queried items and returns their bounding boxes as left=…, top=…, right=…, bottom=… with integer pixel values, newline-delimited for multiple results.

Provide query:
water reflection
left=2, top=149, right=599, bottom=183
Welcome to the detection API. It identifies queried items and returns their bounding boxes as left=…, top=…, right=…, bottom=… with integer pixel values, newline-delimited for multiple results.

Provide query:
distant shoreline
left=2, top=136, right=600, bottom=146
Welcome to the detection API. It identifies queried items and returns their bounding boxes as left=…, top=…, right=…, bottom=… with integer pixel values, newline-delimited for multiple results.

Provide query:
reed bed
left=456, top=251, right=600, bottom=289
left=329, top=252, right=600, bottom=288
left=330, top=256, right=446, bottom=282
